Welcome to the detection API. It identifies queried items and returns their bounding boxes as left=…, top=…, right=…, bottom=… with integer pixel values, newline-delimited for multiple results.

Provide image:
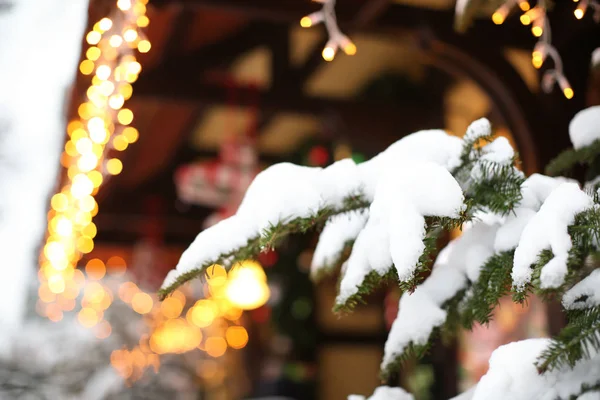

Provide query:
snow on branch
left=512, top=183, right=593, bottom=292
left=335, top=161, right=467, bottom=311
left=470, top=339, right=600, bottom=400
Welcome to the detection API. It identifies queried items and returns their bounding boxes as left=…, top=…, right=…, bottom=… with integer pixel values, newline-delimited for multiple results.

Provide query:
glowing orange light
left=80, top=60, right=95, bottom=75
left=132, top=292, right=153, bottom=314
left=225, top=326, right=249, bottom=349
left=122, top=126, right=139, bottom=143
left=205, top=337, right=227, bottom=357
left=86, top=258, right=106, bottom=280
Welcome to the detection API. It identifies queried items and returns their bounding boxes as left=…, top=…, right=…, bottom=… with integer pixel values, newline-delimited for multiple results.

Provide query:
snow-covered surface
left=357, top=129, right=463, bottom=201
left=562, top=269, right=600, bottom=310
left=381, top=219, right=497, bottom=370
left=494, top=174, right=568, bottom=252
left=348, top=385, right=415, bottom=400
left=164, top=128, right=466, bottom=290
left=470, top=137, right=515, bottom=181
left=512, top=183, right=593, bottom=290
left=569, top=106, right=600, bottom=150
left=336, top=161, right=464, bottom=305
left=577, top=391, right=600, bottom=400
left=472, top=339, right=600, bottom=400
left=311, top=210, right=369, bottom=279
left=0, top=0, right=89, bottom=353
left=464, top=118, right=491, bottom=143
left=381, top=289, right=447, bottom=368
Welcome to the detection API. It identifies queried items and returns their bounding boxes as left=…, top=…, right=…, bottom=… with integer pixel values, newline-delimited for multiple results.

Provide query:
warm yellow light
left=122, top=127, right=139, bottom=143
left=124, top=29, right=138, bottom=43
left=86, top=47, right=101, bottom=61
left=519, top=1, right=530, bottom=11
left=86, top=31, right=101, bottom=45
left=95, top=320, right=112, bottom=339
left=96, top=65, right=112, bottom=80
left=79, top=195, right=96, bottom=213
left=119, top=83, right=133, bottom=99
left=137, top=15, right=150, bottom=27
left=117, top=108, right=134, bottom=125
left=117, top=0, right=132, bottom=11
left=300, top=16, right=312, bottom=28
left=532, top=51, right=544, bottom=68
left=113, top=135, right=129, bottom=151
left=76, top=235, right=94, bottom=253
left=80, top=60, right=95, bottom=75
left=106, top=158, right=123, bottom=175
left=189, top=301, right=217, bottom=328
left=206, top=264, right=228, bottom=286
left=78, top=307, right=99, bottom=328
left=161, top=297, right=184, bottom=319
left=574, top=8, right=584, bottom=19
left=563, top=87, right=574, bottom=99
left=205, top=337, right=227, bottom=357
left=109, top=94, right=125, bottom=110
left=133, top=2, right=147, bottom=14
left=531, top=25, right=543, bottom=37
left=75, top=137, right=93, bottom=155
left=71, top=174, right=94, bottom=198
left=322, top=46, right=336, bottom=61
left=48, top=275, right=65, bottom=294
left=55, top=217, right=73, bottom=237
left=51, top=193, right=69, bottom=212
left=99, top=80, right=115, bottom=96
left=82, top=222, right=97, bottom=238
left=225, top=326, right=249, bottom=349
left=225, top=261, right=270, bottom=310
left=492, top=11, right=505, bottom=24
left=109, top=35, right=123, bottom=48
left=88, top=170, right=103, bottom=188
left=132, top=292, right=153, bottom=314
left=520, top=14, right=531, bottom=25
left=138, top=40, right=151, bottom=53
left=128, top=61, right=142, bottom=74
left=343, top=42, right=357, bottom=56
left=99, top=17, right=113, bottom=31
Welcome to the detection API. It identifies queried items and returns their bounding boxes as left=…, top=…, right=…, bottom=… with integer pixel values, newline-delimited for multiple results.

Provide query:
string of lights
left=300, top=0, right=356, bottom=61
left=491, top=0, right=599, bottom=99
left=39, top=0, right=150, bottom=323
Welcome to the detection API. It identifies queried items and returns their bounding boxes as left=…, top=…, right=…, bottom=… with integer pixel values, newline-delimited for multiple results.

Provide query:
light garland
left=491, top=0, right=599, bottom=99
left=300, top=0, right=356, bottom=61
left=39, top=0, right=150, bottom=323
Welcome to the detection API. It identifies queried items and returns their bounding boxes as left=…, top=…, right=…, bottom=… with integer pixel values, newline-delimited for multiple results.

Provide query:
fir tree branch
left=461, top=251, right=514, bottom=328
left=310, top=239, right=354, bottom=284
left=158, top=195, right=369, bottom=300
left=546, top=139, right=600, bottom=176
left=536, top=306, right=600, bottom=373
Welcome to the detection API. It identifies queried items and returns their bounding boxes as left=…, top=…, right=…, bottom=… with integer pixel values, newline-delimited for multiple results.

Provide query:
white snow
left=348, top=385, right=415, bottom=400
left=165, top=129, right=466, bottom=290
left=512, top=183, right=593, bottom=291
left=494, top=174, right=570, bottom=252
left=472, top=339, right=600, bottom=400
left=578, top=391, right=600, bottom=400
left=0, top=0, right=89, bottom=353
left=380, top=219, right=497, bottom=371
left=562, top=269, right=600, bottom=310
left=569, top=106, right=600, bottom=150
left=336, top=161, right=464, bottom=305
left=382, top=289, right=447, bottom=369
left=311, top=210, right=369, bottom=279
left=464, top=118, right=491, bottom=143
left=356, top=129, right=463, bottom=201
left=470, top=137, right=516, bottom=181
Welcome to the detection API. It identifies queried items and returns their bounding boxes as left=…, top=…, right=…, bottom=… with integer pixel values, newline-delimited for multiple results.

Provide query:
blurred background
left=1, top=0, right=600, bottom=399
